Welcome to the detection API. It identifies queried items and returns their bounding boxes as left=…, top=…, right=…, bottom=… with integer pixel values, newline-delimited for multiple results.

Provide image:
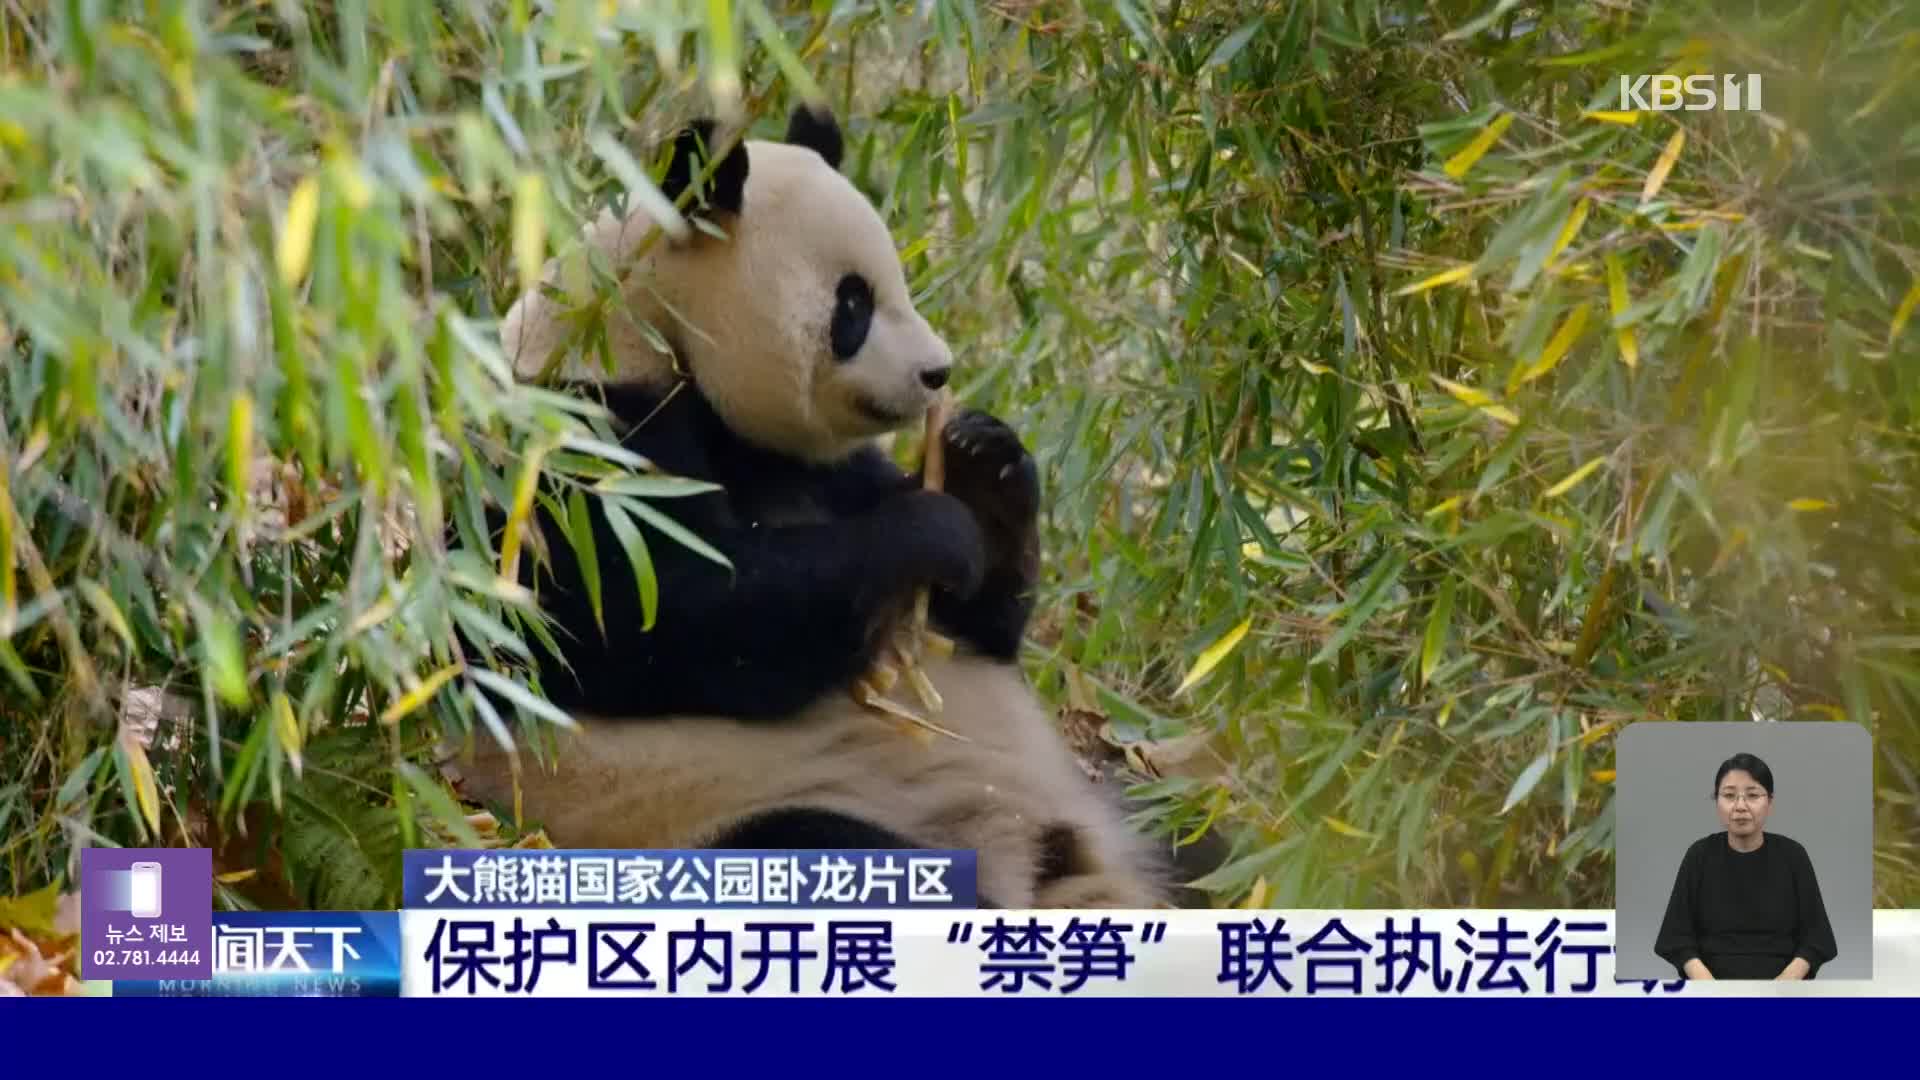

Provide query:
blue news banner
left=367, top=848, right=1692, bottom=998
left=108, top=849, right=1917, bottom=998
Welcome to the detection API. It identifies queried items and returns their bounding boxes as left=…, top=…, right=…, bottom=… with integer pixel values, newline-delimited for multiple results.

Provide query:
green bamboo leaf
left=567, top=488, right=604, bottom=634
left=1421, top=577, right=1456, bottom=683
left=601, top=500, right=660, bottom=631
left=195, top=603, right=250, bottom=708
left=395, top=761, right=483, bottom=847
left=740, top=0, right=826, bottom=106
left=1312, top=550, right=1407, bottom=665
left=1501, top=751, right=1552, bottom=814
left=1206, top=17, right=1265, bottom=69
left=622, top=496, right=733, bottom=571
left=588, top=129, right=688, bottom=242
left=595, top=475, right=723, bottom=499
left=468, top=668, right=579, bottom=731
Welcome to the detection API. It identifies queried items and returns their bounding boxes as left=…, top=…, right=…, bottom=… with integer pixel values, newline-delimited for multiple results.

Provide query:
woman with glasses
left=1652, top=752, right=1840, bottom=980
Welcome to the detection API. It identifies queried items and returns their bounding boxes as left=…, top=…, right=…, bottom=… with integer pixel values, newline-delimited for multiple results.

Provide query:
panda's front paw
left=879, top=490, right=988, bottom=598
left=940, top=408, right=1040, bottom=530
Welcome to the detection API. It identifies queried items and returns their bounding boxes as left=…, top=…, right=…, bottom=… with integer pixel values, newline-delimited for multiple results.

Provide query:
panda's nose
left=919, top=365, right=951, bottom=390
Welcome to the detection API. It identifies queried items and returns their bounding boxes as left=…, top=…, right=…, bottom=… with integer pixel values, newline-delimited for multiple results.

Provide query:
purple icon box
left=80, top=847, right=213, bottom=981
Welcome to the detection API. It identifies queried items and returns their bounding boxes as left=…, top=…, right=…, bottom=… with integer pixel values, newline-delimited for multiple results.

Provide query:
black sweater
left=1652, top=831, right=1839, bottom=980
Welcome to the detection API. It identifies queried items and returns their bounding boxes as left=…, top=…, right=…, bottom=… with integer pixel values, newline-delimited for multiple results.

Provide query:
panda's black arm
left=525, top=483, right=984, bottom=721
left=497, top=387, right=988, bottom=721
left=808, top=448, right=1036, bottom=661
left=812, top=444, right=919, bottom=515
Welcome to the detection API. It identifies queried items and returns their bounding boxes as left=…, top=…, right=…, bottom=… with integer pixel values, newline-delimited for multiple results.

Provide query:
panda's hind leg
left=706, top=806, right=924, bottom=852
left=706, top=806, right=1007, bottom=907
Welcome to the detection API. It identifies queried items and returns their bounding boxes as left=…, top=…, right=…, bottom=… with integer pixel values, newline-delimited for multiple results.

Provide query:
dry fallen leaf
left=0, top=897, right=85, bottom=997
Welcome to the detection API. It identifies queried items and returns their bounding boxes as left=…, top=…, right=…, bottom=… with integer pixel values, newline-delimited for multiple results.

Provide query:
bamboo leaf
left=271, top=690, right=304, bottom=778
left=379, top=663, right=465, bottom=726
left=595, top=475, right=723, bottom=498
left=1421, top=577, right=1456, bottom=683
left=1640, top=128, right=1686, bottom=205
left=623, top=497, right=733, bottom=571
left=1514, top=302, right=1590, bottom=389
left=1312, top=551, right=1407, bottom=665
left=601, top=500, right=660, bottom=632
left=1891, top=280, right=1920, bottom=344
left=1544, top=456, right=1607, bottom=499
left=1395, top=263, right=1474, bottom=296
left=77, top=578, right=133, bottom=652
left=567, top=488, right=604, bottom=633
left=120, top=736, right=161, bottom=837
left=1443, top=111, right=1513, bottom=179
left=1604, top=253, right=1639, bottom=369
left=588, top=129, right=687, bottom=242
left=468, top=668, right=579, bottom=731
left=1501, top=751, right=1552, bottom=814
left=1176, top=616, right=1253, bottom=695
left=276, top=174, right=320, bottom=286
left=513, top=170, right=547, bottom=296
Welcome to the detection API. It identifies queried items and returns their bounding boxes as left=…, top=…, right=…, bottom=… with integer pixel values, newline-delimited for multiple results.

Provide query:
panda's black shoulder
left=548, top=376, right=903, bottom=514
left=547, top=376, right=785, bottom=486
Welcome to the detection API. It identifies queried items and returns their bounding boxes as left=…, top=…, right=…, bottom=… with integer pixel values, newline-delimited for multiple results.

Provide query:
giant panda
left=448, top=104, right=1213, bottom=909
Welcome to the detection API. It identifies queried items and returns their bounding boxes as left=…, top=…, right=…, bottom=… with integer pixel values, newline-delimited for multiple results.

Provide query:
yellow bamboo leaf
left=1639, top=128, right=1685, bottom=206
left=227, top=391, right=254, bottom=504
left=275, top=175, right=320, bottom=287
left=513, top=171, right=547, bottom=296
left=1479, top=403, right=1521, bottom=426
left=78, top=579, right=134, bottom=651
left=1425, top=495, right=1465, bottom=518
left=1298, top=359, right=1333, bottom=376
left=1590, top=768, right=1616, bottom=784
left=1239, top=875, right=1270, bottom=910
left=1544, top=455, right=1607, bottom=499
left=1176, top=616, right=1253, bottom=696
left=499, top=442, right=551, bottom=581
left=1432, top=374, right=1493, bottom=407
left=1787, top=498, right=1834, bottom=512
left=271, top=690, right=303, bottom=775
left=1890, top=281, right=1920, bottom=344
left=331, top=154, right=373, bottom=210
left=216, top=869, right=259, bottom=884
left=1443, top=112, right=1513, bottom=180
left=349, top=593, right=398, bottom=636
left=1547, top=199, right=1591, bottom=265
left=379, top=663, right=466, bottom=725
left=1604, top=254, right=1639, bottom=369
left=1323, top=816, right=1377, bottom=841
left=124, top=737, right=161, bottom=836
left=1436, top=695, right=1456, bottom=729
left=1515, top=303, right=1590, bottom=389
left=1394, top=263, right=1474, bottom=296
left=1581, top=110, right=1640, bottom=125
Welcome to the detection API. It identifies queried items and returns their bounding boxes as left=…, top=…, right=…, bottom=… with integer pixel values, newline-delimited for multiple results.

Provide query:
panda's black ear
left=785, top=102, right=843, bottom=170
left=659, top=118, right=749, bottom=217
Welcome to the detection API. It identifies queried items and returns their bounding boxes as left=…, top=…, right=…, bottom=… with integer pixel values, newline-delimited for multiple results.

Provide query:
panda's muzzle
left=855, top=393, right=918, bottom=427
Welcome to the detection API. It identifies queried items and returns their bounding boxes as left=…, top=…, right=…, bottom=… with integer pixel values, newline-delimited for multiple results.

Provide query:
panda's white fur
left=502, top=137, right=950, bottom=464
left=450, top=107, right=1178, bottom=909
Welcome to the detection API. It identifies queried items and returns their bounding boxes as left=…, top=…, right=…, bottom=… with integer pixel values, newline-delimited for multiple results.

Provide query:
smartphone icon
left=128, top=861, right=163, bottom=919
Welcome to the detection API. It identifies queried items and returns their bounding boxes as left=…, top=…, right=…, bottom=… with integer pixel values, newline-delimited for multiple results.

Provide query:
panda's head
left=534, top=105, right=953, bottom=463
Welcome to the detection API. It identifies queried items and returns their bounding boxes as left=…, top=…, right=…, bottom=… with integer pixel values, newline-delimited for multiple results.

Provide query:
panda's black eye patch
left=830, top=273, right=873, bottom=360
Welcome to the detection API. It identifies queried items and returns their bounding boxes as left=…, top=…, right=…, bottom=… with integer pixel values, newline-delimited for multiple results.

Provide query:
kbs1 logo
left=1618, top=74, right=1763, bottom=112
